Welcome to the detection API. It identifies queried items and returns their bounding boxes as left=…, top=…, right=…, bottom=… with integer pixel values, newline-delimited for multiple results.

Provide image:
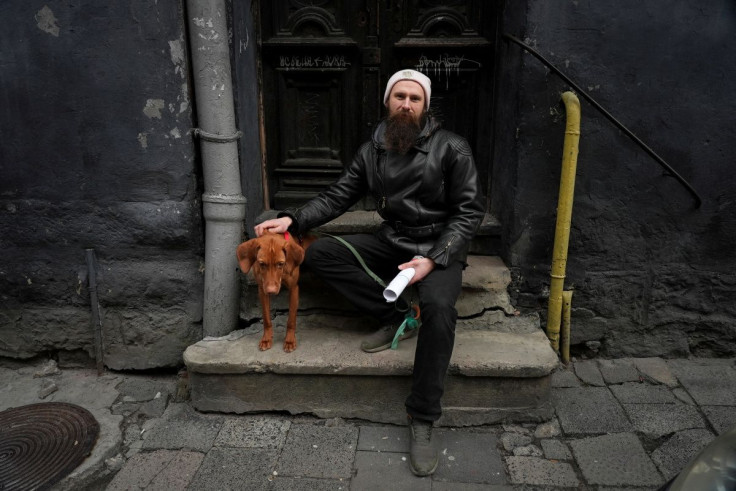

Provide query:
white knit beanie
left=383, top=69, right=432, bottom=109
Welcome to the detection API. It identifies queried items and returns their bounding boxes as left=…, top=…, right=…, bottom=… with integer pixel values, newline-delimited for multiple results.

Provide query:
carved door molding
left=256, top=0, right=499, bottom=210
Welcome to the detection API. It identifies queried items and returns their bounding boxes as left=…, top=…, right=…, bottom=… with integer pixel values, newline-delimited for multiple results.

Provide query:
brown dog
left=236, top=231, right=307, bottom=352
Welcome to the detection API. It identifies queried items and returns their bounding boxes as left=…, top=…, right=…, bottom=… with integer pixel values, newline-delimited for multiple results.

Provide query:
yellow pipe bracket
left=547, top=91, right=581, bottom=351
left=561, top=290, right=573, bottom=364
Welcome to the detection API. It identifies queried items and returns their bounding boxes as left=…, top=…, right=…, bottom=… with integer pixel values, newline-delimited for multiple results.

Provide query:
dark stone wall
left=0, top=0, right=204, bottom=368
left=1, top=0, right=733, bottom=368
left=496, top=0, right=736, bottom=357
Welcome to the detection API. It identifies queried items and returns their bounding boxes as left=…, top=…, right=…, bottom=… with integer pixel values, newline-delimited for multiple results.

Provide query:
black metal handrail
left=503, top=33, right=702, bottom=209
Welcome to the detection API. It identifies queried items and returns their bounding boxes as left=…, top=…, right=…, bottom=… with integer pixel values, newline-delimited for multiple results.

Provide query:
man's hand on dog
left=399, top=256, right=435, bottom=284
left=255, top=217, right=293, bottom=237
left=255, top=217, right=434, bottom=283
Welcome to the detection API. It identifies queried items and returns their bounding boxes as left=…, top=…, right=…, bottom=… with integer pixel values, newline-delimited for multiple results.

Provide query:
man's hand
left=400, top=256, right=435, bottom=284
left=254, top=217, right=293, bottom=237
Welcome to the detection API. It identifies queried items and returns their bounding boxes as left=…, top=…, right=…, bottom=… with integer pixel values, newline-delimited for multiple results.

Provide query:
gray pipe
left=186, top=0, right=246, bottom=337
left=85, top=248, right=105, bottom=375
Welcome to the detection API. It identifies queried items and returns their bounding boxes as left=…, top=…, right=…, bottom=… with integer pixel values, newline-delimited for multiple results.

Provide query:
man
left=255, top=69, right=484, bottom=476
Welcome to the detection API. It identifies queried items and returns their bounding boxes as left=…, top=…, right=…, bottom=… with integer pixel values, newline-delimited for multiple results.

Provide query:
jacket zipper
left=378, top=152, right=388, bottom=213
left=442, top=236, right=456, bottom=253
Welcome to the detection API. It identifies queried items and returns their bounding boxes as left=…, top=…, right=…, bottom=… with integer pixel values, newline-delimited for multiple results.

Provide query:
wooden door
left=258, top=0, right=498, bottom=210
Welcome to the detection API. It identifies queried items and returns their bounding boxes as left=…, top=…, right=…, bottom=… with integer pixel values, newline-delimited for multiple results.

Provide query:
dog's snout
left=265, top=282, right=281, bottom=295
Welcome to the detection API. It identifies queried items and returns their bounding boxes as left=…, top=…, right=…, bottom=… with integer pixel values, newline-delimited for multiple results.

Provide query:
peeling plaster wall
left=0, top=1, right=203, bottom=368
left=497, top=0, right=736, bottom=357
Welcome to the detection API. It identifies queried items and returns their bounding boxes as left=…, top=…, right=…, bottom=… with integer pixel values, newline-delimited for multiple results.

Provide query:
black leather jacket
left=280, top=116, right=484, bottom=267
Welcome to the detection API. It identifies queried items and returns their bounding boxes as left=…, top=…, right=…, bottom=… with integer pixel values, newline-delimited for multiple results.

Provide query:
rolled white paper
left=383, top=268, right=416, bottom=302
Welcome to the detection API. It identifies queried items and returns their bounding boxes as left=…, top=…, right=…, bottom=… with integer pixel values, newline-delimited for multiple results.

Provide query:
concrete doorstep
left=183, top=313, right=559, bottom=426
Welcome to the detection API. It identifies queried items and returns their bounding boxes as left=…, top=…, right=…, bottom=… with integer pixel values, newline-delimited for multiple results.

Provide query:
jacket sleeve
left=426, top=135, right=485, bottom=267
left=279, top=143, right=371, bottom=235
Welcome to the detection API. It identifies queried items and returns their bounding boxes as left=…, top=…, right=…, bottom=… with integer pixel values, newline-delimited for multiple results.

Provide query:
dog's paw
left=259, top=338, right=273, bottom=351
left=283, top=340, right=297, bottom=353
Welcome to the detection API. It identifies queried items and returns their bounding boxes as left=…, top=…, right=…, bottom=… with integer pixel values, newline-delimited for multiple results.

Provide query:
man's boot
left=408, top=415, right=438, bottom=476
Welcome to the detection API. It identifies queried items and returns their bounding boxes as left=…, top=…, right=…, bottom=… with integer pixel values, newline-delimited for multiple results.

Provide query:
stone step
left=183, top=312, right=559, bottom=426
left=241, top=254, right=515, bottom=320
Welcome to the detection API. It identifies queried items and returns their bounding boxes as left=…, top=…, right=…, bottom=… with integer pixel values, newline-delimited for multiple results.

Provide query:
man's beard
left=385, top=112, right=422, bottom=155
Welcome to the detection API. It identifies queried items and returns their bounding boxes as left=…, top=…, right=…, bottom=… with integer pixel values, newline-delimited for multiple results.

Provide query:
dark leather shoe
left=408, top=416, right=438, bottom=476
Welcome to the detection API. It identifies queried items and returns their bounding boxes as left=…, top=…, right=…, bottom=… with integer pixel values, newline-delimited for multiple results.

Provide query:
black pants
left=305, top=234, right=462, bottom=421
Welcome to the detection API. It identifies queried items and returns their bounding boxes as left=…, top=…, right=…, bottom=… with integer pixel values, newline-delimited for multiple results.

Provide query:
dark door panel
left=257, top=0, right=498, bottom=211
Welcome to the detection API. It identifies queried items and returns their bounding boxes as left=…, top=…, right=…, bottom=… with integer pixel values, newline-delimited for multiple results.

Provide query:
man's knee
left=419, top=290, right=457, bottom=319
left=304, top=237, right=344, bottom=269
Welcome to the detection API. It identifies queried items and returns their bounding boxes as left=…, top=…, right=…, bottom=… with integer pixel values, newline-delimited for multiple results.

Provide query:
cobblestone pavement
left=2, top=356, right=735, bottom=490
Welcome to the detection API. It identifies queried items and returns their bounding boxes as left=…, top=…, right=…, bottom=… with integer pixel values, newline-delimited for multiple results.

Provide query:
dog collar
left=284, top=231, right=291, bottom=241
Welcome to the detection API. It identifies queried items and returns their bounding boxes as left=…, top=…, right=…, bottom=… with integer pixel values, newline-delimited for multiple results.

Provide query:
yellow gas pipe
left=547, top=91, right=581, bottom=353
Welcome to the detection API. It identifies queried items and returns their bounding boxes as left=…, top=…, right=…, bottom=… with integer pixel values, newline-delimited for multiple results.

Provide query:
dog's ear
left=236, top=239, right=260, bottom=274
left=284, top=239, right=305, bottom=272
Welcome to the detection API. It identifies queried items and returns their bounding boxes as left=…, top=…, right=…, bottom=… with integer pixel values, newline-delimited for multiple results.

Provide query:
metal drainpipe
left=186, top=0, right=246, bottom=337
left=546, top=91, right=581, bottom=352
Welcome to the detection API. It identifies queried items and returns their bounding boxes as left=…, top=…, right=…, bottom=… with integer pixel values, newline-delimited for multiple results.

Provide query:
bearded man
left=255, top=69, right=484, bottom=477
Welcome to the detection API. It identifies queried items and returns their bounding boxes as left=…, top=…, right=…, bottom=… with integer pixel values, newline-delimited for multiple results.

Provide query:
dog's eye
left=258, top=261, right=266, bottom=267
left=277, top=262, right=285, bottom=268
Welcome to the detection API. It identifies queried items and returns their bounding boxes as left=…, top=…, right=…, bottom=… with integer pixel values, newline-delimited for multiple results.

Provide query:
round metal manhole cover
left=0, top=402, right=99, bottom=491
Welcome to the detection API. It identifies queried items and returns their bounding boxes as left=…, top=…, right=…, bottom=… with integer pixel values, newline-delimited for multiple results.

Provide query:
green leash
left=325, top=234, right=419, bottom=350
left=391, top=311, right=420, bottom=350
left=326, top=234, right=387, bottom=287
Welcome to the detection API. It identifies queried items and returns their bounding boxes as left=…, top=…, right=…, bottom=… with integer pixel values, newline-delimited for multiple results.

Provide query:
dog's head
left=236, top=231, right=305, bottom=294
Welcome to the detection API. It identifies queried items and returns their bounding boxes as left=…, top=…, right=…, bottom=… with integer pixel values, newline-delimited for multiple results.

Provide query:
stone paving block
left=702, top=405, right=736, bottom=434
left=147, top=451, right=205, bottom=490
left=215, top=415, right=290, bottom=448
left=270, top=477, right=349, bottom=490
left=277, top=423, right=358, bottom=479
left=187, top=447, right=278, bottom=490
left=357, top=425, right=408, bottom=452
left=500, top=431, right=533, bottom=451
left=540, top=439, right=572, bottom=461
left=432, top=483, right=514, bottom=491
left=512, top=444, right=542, bottom=457
left=138, top=393, right=169, bottom=418
left=501, top=424, right=532, bottom=435
left=650, top=428, right=715, bottom=480
left=574, top=360, right=605, bottom=386
left=633, top=357, right=678, bottom=387
left=505, top=456, right=579, bottom=487
left=111, top=401, right=142, bottom=416
left=434, top=430, right=507, bottom=484
left=534, top=418, right=561, bottom=438
left=106, top=449, right=182, bottom=490
left=570, top=433, right=663, bottom=487
left=672, top=388, right=695, bottom=405
left=667, top=359, right=736, bottom=405
left=551, top=367, right=580, bottom=387
left=623, top=403, right=706, bottom=438
left=351, top=451, right=429, bottom=491
left=117, top=376, right=175, bottom=402
left=552, top=387, right=632, bottom=434
left=141, top=408, right=223, bottom=452
left=599, top=359, right=640, bottom=384
left=610, top=382, right=677, bottom=404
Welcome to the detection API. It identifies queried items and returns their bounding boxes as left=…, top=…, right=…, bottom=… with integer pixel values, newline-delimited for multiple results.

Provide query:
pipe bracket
left=192, top=128, right=243, bottom=143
